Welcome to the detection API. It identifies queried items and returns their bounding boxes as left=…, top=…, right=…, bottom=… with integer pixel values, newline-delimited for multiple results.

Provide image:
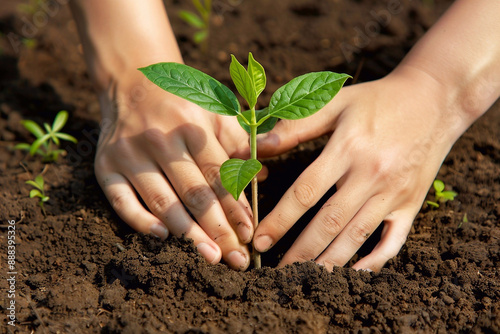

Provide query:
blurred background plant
left=178, top=0, right=212, bottom=53
left=25, top=174, right=49, bottom=215
left=14, top=110, right=78, bottom=163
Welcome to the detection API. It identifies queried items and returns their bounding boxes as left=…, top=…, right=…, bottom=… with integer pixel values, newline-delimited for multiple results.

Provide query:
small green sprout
left=140, top=53, right=350, bottom=268
left=458, top=213, right=468, bottom=229
left=179, top=0, right=212, bottom=52
left=14, top=110, right=77, bottom=163
left=25, top=174, right=49, bottom=215
left=426, top=179, right=457, bottom=208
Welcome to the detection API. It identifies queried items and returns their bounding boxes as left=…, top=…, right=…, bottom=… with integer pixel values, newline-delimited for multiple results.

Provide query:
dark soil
left=1, top=0, right=499, bottom=333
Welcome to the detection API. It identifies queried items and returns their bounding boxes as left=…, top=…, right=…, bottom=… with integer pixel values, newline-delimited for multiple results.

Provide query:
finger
left=98, top=172, right=169, bottom=239
left=257, top=93, right=348, bottom=158
left=253, top=145, right=349, bottom=253
left=170, top=160, right=250, bottom=270
left=147, top=136, right=250, bottom=271
left=122, top=164, right=224, bottom=265
left=352, top=209, right=416, bottom=272
left=315, top=194, right=392, bottom=271
left=277, top=177, right=373, bottom=267
left=187, top=132, right=255, bottom=244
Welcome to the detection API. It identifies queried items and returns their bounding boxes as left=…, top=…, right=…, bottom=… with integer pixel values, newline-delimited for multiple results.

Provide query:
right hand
left=94, top=74, right=253, bottom=270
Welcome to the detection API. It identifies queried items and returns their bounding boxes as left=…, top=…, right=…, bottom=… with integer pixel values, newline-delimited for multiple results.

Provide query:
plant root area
left=0, top=0, right=498, bottom=333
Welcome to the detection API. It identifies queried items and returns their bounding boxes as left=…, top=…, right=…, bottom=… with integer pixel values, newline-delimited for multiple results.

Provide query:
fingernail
left=196, top=243, right=219, bottom=264
left=237, top=223, right=251, bottom=243
left=150, top=223, right=169, bottom=240
left=254, top=235, right=273, bottom=252
left=227, top=250, right=248, bottom=270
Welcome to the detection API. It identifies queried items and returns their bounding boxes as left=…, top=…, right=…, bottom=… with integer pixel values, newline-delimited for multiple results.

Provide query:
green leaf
left=43, top=122, right=52, bottom=134
left=30, top=134, right=51, bottom=156
left=230, top=54, right=256, bottom=108
left=237, top=108, right=278, bottom=134
left=433, top=179, right=445, bottom=193
left=139, top=62, right=240, bottom=116
left=440, top=191, right=457, bottom=201
left=52, top=110, right=69, bottom=132
left=426, top=200, right=439, bottom=208
left=193, top=30, right=208, bottom=44
left=29, top=189, right=42, bottom=198
left=247, top=52, right=266, bottom=98
left=268, top=72, right=351, bottom=120
left=55, top=132, right=78, bottom=143
left=179, top=10, right=206, bottom=29
left=21, top=120, right=45, bottom=139
left=26, top=180, right=42, bottom=191
left=51, top=133, right=60, bottom=146
left=220, top=158, right=262, bottom=200
left=13, top=143, right=31, bottom=151
left=42, top=196, right=50, bottom=202
left=35, top=175, right=44, bottom=188
left=192, top=0, right=209, bottom=19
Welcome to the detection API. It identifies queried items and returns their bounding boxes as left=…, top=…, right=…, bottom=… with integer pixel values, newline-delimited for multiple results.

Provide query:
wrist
left=70, top=0, right=183, bottom=93
left=388, top=64, right=486, bottom=144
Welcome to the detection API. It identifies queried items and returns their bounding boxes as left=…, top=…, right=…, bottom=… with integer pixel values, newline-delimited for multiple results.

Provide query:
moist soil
left=1, top=0, right=499, bottom=333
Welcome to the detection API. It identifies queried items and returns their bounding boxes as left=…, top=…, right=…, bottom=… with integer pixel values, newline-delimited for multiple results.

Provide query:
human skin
left=69, top=0, right=253, bottom=270
left=253, top=0, right=500, bottom=272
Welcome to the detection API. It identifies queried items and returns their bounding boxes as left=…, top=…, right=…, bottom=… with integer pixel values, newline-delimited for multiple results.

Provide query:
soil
left=1, top=0, right=499, bottom=333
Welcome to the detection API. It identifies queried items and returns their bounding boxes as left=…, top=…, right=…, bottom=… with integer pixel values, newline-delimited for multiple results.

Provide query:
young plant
left=178, top=0, right=212, bottom=52
left=139, top=53, right=350, bottom=268
left=426, top=179, right=457, bottom=208
left=25, top=174, right=49, bottom=216
left=14, top=110, right=77, bottom=163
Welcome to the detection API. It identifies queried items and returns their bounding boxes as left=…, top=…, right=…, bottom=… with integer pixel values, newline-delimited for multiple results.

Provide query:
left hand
left=252, top=66, right=468, bottom=272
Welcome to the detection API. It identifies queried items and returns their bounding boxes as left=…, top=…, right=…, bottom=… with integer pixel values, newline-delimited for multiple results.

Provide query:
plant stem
left=250, top=107, right=261, bottom=269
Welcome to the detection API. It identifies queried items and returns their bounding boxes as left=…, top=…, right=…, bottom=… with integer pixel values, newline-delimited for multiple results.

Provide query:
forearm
left=69, top=0, right=182, bottom=92
left=395, top=0, right=500, bottom=136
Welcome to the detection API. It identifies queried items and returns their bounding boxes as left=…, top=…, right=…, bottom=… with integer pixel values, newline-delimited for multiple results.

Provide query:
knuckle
left=293, top=182, right=317, bottom=208
left=148, top=192, right=172, bottom=215
left=204, top=164, right=222, bottom=189
left=320, top=209, right=345, bottom=236
left=109, top=191, right=130, bottom=212
left=211, top=228, right=232, bottom=243
left=183, top=184, right=216, bottom=211
left=142, top=128, right=167, bottom=149
left=348, top=221, right=374, bottom=246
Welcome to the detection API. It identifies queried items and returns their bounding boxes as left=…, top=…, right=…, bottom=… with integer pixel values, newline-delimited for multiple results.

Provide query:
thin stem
left=250, top=107, right=261, bottom=269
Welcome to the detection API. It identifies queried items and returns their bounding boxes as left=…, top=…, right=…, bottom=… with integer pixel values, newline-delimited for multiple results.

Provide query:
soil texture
left=0, top=0, right=499, bottom=333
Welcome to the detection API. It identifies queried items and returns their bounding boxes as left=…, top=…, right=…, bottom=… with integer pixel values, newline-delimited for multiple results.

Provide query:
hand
left=95, top=74, right=253, bottom=270
left=253, top=66, right=467, bottom=272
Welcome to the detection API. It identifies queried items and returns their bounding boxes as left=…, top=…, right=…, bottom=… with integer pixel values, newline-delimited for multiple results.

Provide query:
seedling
left=178, top=0, right=212, bottom=52
left=14, top=110, right=77, bottom=163
left=426, top=179, right=457, bottom=208
left=25, top=174, right=49, bottom=216
left=458, top=213, right=468, bottom=229
left=139, top=53, right=350, bottom=268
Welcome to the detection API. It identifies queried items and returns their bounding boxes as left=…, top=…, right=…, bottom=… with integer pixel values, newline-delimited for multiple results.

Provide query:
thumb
left=257, top=109, right=335, bottom=158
